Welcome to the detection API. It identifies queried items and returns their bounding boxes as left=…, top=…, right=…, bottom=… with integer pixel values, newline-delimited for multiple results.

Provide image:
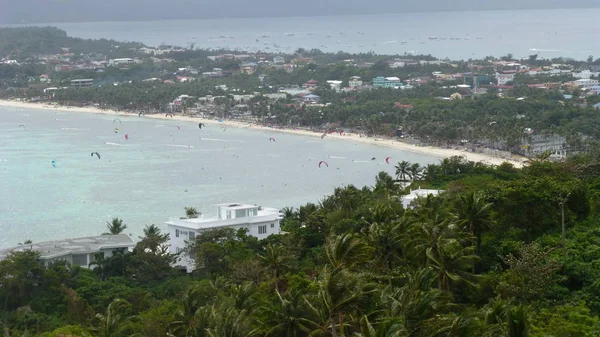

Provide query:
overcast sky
left=1, top=0, right=599, bottom=24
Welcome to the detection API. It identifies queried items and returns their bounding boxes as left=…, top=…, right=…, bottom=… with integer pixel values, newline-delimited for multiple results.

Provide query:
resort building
left=108, top=58, right=137, bottom=66
left=0, top=234, right=136, bottom=269
left=373, top=76, right=402, bottom=88
left=70, top=79, right=94, bottom=88
left=495, top=72, right=516, bottom=86
left=349, top=76, right=363, bottom=87
left=400, top=188, right=444, bottom=209
left=574, top=79, right=600, bottom=89
left=166, top=203, right=282, bottom=272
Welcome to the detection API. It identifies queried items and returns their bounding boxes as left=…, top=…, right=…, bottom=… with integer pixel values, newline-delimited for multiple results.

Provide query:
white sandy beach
left=0, top=99, right=525, bottom=167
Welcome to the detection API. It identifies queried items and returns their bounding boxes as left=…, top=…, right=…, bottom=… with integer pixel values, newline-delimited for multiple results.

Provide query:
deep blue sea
left=28, top=8, right=600, bottom=60
left=0, top=107, right=439, bottom=248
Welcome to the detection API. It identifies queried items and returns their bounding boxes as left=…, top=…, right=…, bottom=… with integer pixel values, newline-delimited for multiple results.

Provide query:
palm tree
left=395, top=161, right=411, bottom=182
left=170, top=287, right=213, bottom=337
left=412, top=197, right=457, bottom=266
left=94, top=299, right=134, bottom=337
left=408, top=163, right=422, bottom=181
left=185, top=207, right=200, bottom=219
left=89, top=253, right=111, bottom=280
left=364, top=221, right=405, bottom=272
left=507, top=305, right=529, bottom=337
left=385, top=268, right=448, bottom=336
left=205, top=302, right=250, bottom=337
left=138, top=224, right=170, bottom=254
left=426, top=242, right=479, bottom=292
left=430, top=313, right=482, bottom=337
left=354, top=315, right=407, bottom=337
left=259, top=244, right=293, bottom=292
left=104, top=218, right=127, bottom=235
left=255, top=289, right=320, bottom=337
left=281, top=207, right=296, bottom=221
left=374, top=171, right=398, bottom=198
left=455, top=191, right=493, bottom=254
left=325, top=233, right=371, bottom=270
left=306, top=267, right=372, bottom=337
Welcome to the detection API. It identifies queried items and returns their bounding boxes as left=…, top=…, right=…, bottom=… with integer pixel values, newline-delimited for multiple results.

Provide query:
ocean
left=37, top=8, right=600, bottom=60
left=0, top=108, right=438, bottom=248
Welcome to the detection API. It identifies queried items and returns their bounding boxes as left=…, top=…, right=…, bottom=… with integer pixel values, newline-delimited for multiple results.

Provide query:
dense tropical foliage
left=3, top=154, right=600, bottom=336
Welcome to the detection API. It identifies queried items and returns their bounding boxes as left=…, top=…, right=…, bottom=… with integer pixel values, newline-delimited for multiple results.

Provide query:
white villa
left=0, top=234, right=136, bottom=268
left=349, top=76, right=363, bottom=88
left=166, top=203, right=283, bottom=272
left=108, top=58, right=137, bottom=66
left=400, top=188, right=444, bottom=209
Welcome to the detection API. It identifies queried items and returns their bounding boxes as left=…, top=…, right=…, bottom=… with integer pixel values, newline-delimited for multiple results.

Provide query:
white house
left=588, top=86, right=600, bottom=95
left=166, top=203, right=282, bottom=272
left=574, top=79, right=600, bottom=89
left=327, top=80, right=343, bottom=91
left=400, top=188, right=444, bottom=209
left=108, top=58, right=137, bottom=66
left=496, top=73, right=516, bottom=86
left=349, top=76, right=363, bottom=88
left=0, top=234, right=136, bottom=268
left=572, top=70, right=600, bottom=79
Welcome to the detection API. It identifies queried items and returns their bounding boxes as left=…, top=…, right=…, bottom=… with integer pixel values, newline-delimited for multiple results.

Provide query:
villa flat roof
left=0, top=234, right=136, bottom=260
left=166, top=208, right=281, bottom=229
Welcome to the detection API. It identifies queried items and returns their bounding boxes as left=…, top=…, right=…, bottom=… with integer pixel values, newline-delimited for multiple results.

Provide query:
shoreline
left=0, top=99, right=525, bottom=167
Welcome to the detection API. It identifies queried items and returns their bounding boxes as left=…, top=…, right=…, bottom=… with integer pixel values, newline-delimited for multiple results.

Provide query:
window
left=226, top=211, right=232, bottom=219
left=175, top=229, right=179, bottom=238
left=189, top=231, right=196, bottom=240
left=270, top=223, right=275, bottom=228
left=72, top=254, right=87, bottom=267
left=258, top=225, right=267, bottom=235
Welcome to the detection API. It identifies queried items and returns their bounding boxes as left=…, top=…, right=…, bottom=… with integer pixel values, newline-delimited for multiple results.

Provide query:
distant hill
left=1, top=0, right=599, bottom=24
left=0, top=27, right=144, bottom=58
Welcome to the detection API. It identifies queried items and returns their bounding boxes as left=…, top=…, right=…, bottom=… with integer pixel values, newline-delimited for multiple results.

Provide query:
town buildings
left=108, top=58, right=137, bottom=66
left=166, top=203, right=282, bottom=272
left=70, top=79, right=94, bottom=88
left=373, top=76, right=402, bottom=88
left=573, top=79, right=600, bottom=89
left=349, top=76, right=363, bottom=87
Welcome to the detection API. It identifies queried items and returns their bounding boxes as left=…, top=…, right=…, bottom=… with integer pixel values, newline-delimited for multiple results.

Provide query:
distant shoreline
left=3, top=5, right=600, bottom=26
left=0, top=100, right=525, bottom=167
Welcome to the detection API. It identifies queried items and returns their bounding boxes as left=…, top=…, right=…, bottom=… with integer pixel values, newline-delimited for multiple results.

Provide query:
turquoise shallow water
left=0, top=107, right=439, bottom=248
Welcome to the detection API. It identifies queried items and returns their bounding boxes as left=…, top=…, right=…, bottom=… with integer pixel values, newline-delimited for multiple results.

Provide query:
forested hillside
left=3, top=154, right=600, bottom=336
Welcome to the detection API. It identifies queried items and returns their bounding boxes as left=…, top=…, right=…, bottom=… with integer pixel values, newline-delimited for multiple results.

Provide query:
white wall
left=168, top=217, right=281, bottom=272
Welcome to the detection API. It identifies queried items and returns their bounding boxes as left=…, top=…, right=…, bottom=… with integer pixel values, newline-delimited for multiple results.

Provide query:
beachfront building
left=327, top=80, right=343, bottom=91
left=373, top=76, right=402, bottom=88
left=70, top=79, right=94, bottom=88
left=574, top=79, right=600, bottom=89
left=349, top=76, right=363, bottom=87
left=302, top=93, right=321, bottom=103
left=588, top=86, right=600, bottom=95
left=166, top=203, right=282, bottom=272
left=400, top=188, right=444, bottom=209
left=495, top=72, right=516, bottom=86
left=302, top=79, right=318, bottom=89
left=108, top=58, right=137, bottom=66
left=0, top=234, right=136, bottom=268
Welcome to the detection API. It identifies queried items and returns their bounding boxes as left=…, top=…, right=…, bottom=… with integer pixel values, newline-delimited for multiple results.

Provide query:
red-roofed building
left=302, top=79, right=318, bottom=89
